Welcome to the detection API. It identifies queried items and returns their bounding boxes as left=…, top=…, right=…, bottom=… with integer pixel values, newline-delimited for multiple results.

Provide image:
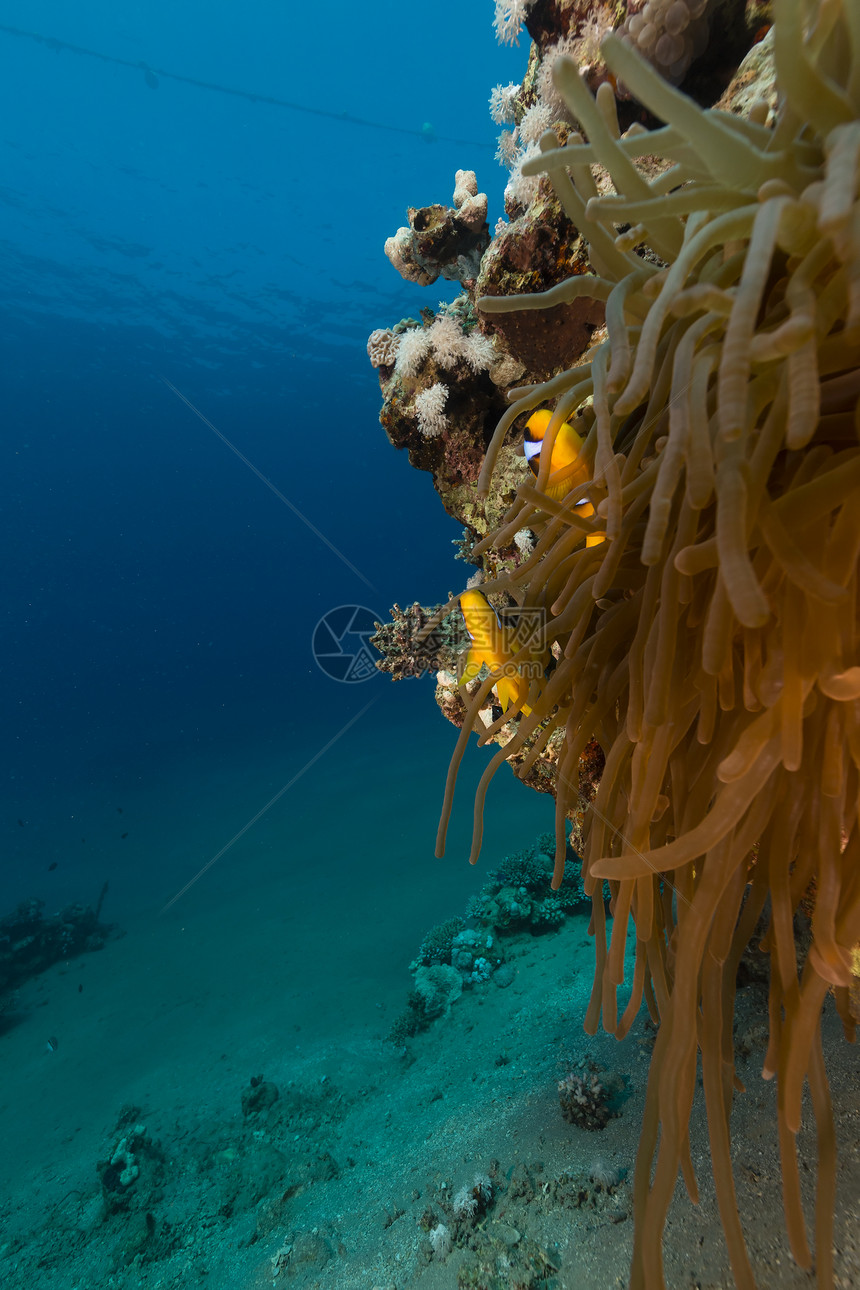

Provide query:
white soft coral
left=493, top=0, right=533, bottom=46
left=489, top=82, right=519, bottom=124
left=394, top=327, right=431, bottom=378
left=519, top=101, right=553, bottom=145
left=427, top=315, right=468, bottom=369
left=415, top=383, right=449, bottom=438
left=504, top=140, right=542, bottom=210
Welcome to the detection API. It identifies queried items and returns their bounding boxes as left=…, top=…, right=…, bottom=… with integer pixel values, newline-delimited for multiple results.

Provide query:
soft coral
left=493, top=0, right=534, bottom=46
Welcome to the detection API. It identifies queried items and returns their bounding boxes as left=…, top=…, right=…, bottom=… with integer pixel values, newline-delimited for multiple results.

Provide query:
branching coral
left=372, top=601, right=465, bottom=681
left=429, top=1, right=860, bottom=1285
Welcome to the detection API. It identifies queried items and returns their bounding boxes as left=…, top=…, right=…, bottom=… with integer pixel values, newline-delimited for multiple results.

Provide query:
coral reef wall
left=369, top=1, right=860, bottom=1288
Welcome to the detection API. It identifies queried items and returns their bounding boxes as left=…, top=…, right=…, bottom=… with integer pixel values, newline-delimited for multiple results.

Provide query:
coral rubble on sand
left=0, top=893, right=115, bottom=997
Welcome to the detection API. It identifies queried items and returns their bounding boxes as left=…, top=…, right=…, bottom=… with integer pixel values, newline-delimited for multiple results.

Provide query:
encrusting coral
left=374, top=0, right=860, bottom=1287
left=384, top=169, right=490, bottom=287
left=557, top=1068, right=614, bottom=1129
left=618, top=0, right=715, bottom=86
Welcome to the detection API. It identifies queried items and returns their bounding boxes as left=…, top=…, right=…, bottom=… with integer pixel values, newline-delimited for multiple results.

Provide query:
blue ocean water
left=0, top=4, right=557, bottom=1283
left=1, top=1, right=543, bottom=908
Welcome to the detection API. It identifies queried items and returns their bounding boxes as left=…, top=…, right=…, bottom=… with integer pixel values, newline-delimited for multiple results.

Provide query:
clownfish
left=459, top=588, right=532, bottom=715
left=524, top=409, right=606, bottom=545
left=524, top=409, right=590, bottom=501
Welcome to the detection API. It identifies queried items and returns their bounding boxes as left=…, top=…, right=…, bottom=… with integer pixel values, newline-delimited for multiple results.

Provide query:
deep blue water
left=1, top=2, right=544, bottom=913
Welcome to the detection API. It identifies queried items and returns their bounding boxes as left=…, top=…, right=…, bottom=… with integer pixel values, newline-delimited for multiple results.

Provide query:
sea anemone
left=431, top=1, right=860, bottom=1286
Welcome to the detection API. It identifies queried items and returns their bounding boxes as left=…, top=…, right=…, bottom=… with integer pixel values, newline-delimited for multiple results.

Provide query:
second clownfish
left=459, top=588, right=532, bottom=715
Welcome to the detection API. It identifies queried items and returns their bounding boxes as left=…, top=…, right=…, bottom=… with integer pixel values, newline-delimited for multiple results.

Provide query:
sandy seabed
left=1, top=723, right=859, bottom=1290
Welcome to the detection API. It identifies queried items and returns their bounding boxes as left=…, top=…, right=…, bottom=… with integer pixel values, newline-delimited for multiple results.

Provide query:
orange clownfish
left=524, top=409, right=605, bottom=545
left=524, top=409, right=590, bottom=502
left=459, top=589, right=532, bottom=715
